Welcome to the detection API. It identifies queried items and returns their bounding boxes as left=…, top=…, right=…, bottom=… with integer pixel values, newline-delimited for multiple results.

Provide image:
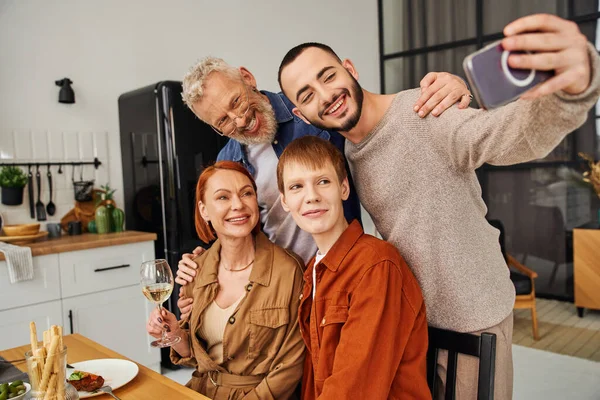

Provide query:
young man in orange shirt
left=277, top=135, right=430, bottom=399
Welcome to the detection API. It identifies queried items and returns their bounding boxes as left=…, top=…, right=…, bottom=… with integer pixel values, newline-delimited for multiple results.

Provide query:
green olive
left=16, top=391, right=24, bottom=396
left=0, top=391, right=7, bottom=400
left=0, top=383, right=7, bottom=392
left=8, top=381, right=21, bottom=388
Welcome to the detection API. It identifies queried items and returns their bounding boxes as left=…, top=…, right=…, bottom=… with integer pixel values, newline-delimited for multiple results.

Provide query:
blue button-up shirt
left=217, top=90, right=362, bottom=224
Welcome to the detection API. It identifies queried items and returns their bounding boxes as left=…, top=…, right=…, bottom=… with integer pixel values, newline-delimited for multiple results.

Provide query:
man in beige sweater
left=278, top=14, right=600, bottom=400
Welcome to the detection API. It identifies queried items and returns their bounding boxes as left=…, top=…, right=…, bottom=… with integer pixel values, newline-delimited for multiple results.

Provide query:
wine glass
left=140, top=259, right=181, bottom=347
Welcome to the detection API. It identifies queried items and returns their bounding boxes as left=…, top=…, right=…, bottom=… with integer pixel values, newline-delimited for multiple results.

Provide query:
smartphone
left=463, top=40, right=553, bottom=109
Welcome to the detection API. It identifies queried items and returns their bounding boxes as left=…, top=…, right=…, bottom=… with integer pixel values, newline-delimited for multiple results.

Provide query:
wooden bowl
left=2, top=223, right=40, bottom=236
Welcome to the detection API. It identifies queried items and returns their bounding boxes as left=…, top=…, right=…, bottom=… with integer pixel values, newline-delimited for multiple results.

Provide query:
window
left=378, top=0, right=600, bottom=300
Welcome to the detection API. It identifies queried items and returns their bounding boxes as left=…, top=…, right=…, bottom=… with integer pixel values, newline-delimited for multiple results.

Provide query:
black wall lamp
left=55, top=78, right=75, bottom=104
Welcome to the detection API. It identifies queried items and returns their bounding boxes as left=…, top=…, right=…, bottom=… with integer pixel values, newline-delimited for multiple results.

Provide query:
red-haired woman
left=146, top=161, right=304, bottom=400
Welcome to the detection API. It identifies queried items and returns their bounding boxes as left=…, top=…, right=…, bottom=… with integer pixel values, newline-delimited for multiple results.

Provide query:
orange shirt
left=299, top=220, right=430, bottom=399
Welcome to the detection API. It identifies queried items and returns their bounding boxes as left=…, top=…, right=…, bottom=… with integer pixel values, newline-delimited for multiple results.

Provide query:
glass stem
left=158, top=303, right=167, bottom=343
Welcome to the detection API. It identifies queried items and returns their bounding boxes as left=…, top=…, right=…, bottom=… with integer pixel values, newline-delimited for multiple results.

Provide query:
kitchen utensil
left=97, top=386, right=121, bottom=400
left=35, top=166, right=46, bottom=221
left=27, top=165, right=34, bottom=219
left=67, top=221, right=82, bottom=235
left=47, top=222, right=62, bottom=238
left=0, top=231, right=48, bottom=245
left=72, top=165, right=94, bottom=202
left=46, top=165, right=56, bottom=216
left=2, top=223, right=40, bottom=236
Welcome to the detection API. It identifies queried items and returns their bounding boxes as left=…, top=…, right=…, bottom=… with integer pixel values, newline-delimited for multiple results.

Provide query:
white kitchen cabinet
left=59, top=241, right=155, bottom=298
left=0, top=238, right=160, bottom=372
left=0, top=300, right=63, bottom=349
left=62, top=285, right=160, bottom=372
left=0, top=254, right=61, bottom=311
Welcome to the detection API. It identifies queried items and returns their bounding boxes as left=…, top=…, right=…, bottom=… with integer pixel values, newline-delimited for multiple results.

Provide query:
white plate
left=66, top=359, right=139, bottom=398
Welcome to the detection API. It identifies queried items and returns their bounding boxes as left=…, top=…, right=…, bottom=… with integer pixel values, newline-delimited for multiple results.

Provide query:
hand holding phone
left=463, top=13, right=591, bottom=109
left=463, top=41, right=553, bottom=109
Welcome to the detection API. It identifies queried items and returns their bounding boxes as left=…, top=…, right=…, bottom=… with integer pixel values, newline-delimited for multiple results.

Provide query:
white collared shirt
left=313, top=251, right=327, bottom=298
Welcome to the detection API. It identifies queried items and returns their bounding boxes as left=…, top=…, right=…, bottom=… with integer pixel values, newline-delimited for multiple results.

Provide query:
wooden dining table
left=0, top=333, right=210, bottom=399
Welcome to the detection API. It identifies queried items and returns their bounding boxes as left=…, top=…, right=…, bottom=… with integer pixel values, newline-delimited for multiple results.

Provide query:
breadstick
left=43, top=330, right=51, bottom=352
left=57, top=326, right=64, bottom=351
left=56, top=378, right=66, bottom=400
left=43, top=373, right=57, bottom=400
left=51, top=326, right=63, bottom=372
left=35, top=346, right=47, bottom=358
left=39, top=335, right=59, bottom=392
left=56, top=377, right=66, bottom=400
left=59, top=327, right=66, bottom=399
left=30, top=322, right=38, bottom=353
left=34, top=347, right=47, bottom=384
left=52, top=325, right=66, bottom=400
left=51, top=325, right=63, bottom=351
left=29, top=359, right=40, bottom=390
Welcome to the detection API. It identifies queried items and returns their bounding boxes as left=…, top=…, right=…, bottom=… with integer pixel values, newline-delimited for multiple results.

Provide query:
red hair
left=195, top=160, right=260, bottom=243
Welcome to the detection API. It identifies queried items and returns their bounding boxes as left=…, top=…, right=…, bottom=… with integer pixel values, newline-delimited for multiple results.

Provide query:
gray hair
left=181, top=57, right=240, bottom=114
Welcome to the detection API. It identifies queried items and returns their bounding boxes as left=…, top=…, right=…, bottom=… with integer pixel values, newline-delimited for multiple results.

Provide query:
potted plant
left=0, top=166, right=27, bottom=206
left=96, top=184, right=117, bottom=209
left=580, top=153, right=600, bottom=196
left=579, top=152, right=600, bottom=223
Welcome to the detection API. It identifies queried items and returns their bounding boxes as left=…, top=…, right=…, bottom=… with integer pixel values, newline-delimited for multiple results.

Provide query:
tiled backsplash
left=0, top=131, right=110, bottom=227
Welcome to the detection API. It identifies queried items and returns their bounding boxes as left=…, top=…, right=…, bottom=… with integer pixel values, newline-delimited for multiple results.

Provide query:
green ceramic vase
left=87, top=220, right=97, bottom=234
left=111, top=208, right=125, bottom=232
left=95, top=205, right=110, bottom=234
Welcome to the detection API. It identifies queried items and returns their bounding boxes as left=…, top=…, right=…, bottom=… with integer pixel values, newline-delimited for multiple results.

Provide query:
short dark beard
left=309, top=72, right=364, bottom=132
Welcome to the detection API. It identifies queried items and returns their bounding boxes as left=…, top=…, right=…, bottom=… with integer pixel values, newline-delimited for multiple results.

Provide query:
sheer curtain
left=381, top=0, right=599, bottom=299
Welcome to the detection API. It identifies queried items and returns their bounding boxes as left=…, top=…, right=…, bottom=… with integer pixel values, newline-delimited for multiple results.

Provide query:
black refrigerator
left=118, top=81, right=227, bottom=367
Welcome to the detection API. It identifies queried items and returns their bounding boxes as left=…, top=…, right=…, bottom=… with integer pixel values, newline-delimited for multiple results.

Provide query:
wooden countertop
left=0, top=231, right=157, bottom=261
left=0, top=334, right=209, bottom=400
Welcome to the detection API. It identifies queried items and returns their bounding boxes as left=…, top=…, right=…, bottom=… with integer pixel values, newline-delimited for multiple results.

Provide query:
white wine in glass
left=142, top=283, right=173, bottom=303
left=140, top=259, right=181, bottom=348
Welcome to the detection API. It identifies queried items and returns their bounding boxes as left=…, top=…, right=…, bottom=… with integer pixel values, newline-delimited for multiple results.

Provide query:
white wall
left=0, top=0, right=380, bottom=226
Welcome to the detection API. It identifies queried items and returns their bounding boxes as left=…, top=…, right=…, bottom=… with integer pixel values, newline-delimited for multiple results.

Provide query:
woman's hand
left=146, top=307, right=180, bottom=339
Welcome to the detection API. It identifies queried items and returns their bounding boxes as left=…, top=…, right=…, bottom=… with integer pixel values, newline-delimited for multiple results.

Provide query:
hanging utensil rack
left=0, top=157, right=102, bottom=170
